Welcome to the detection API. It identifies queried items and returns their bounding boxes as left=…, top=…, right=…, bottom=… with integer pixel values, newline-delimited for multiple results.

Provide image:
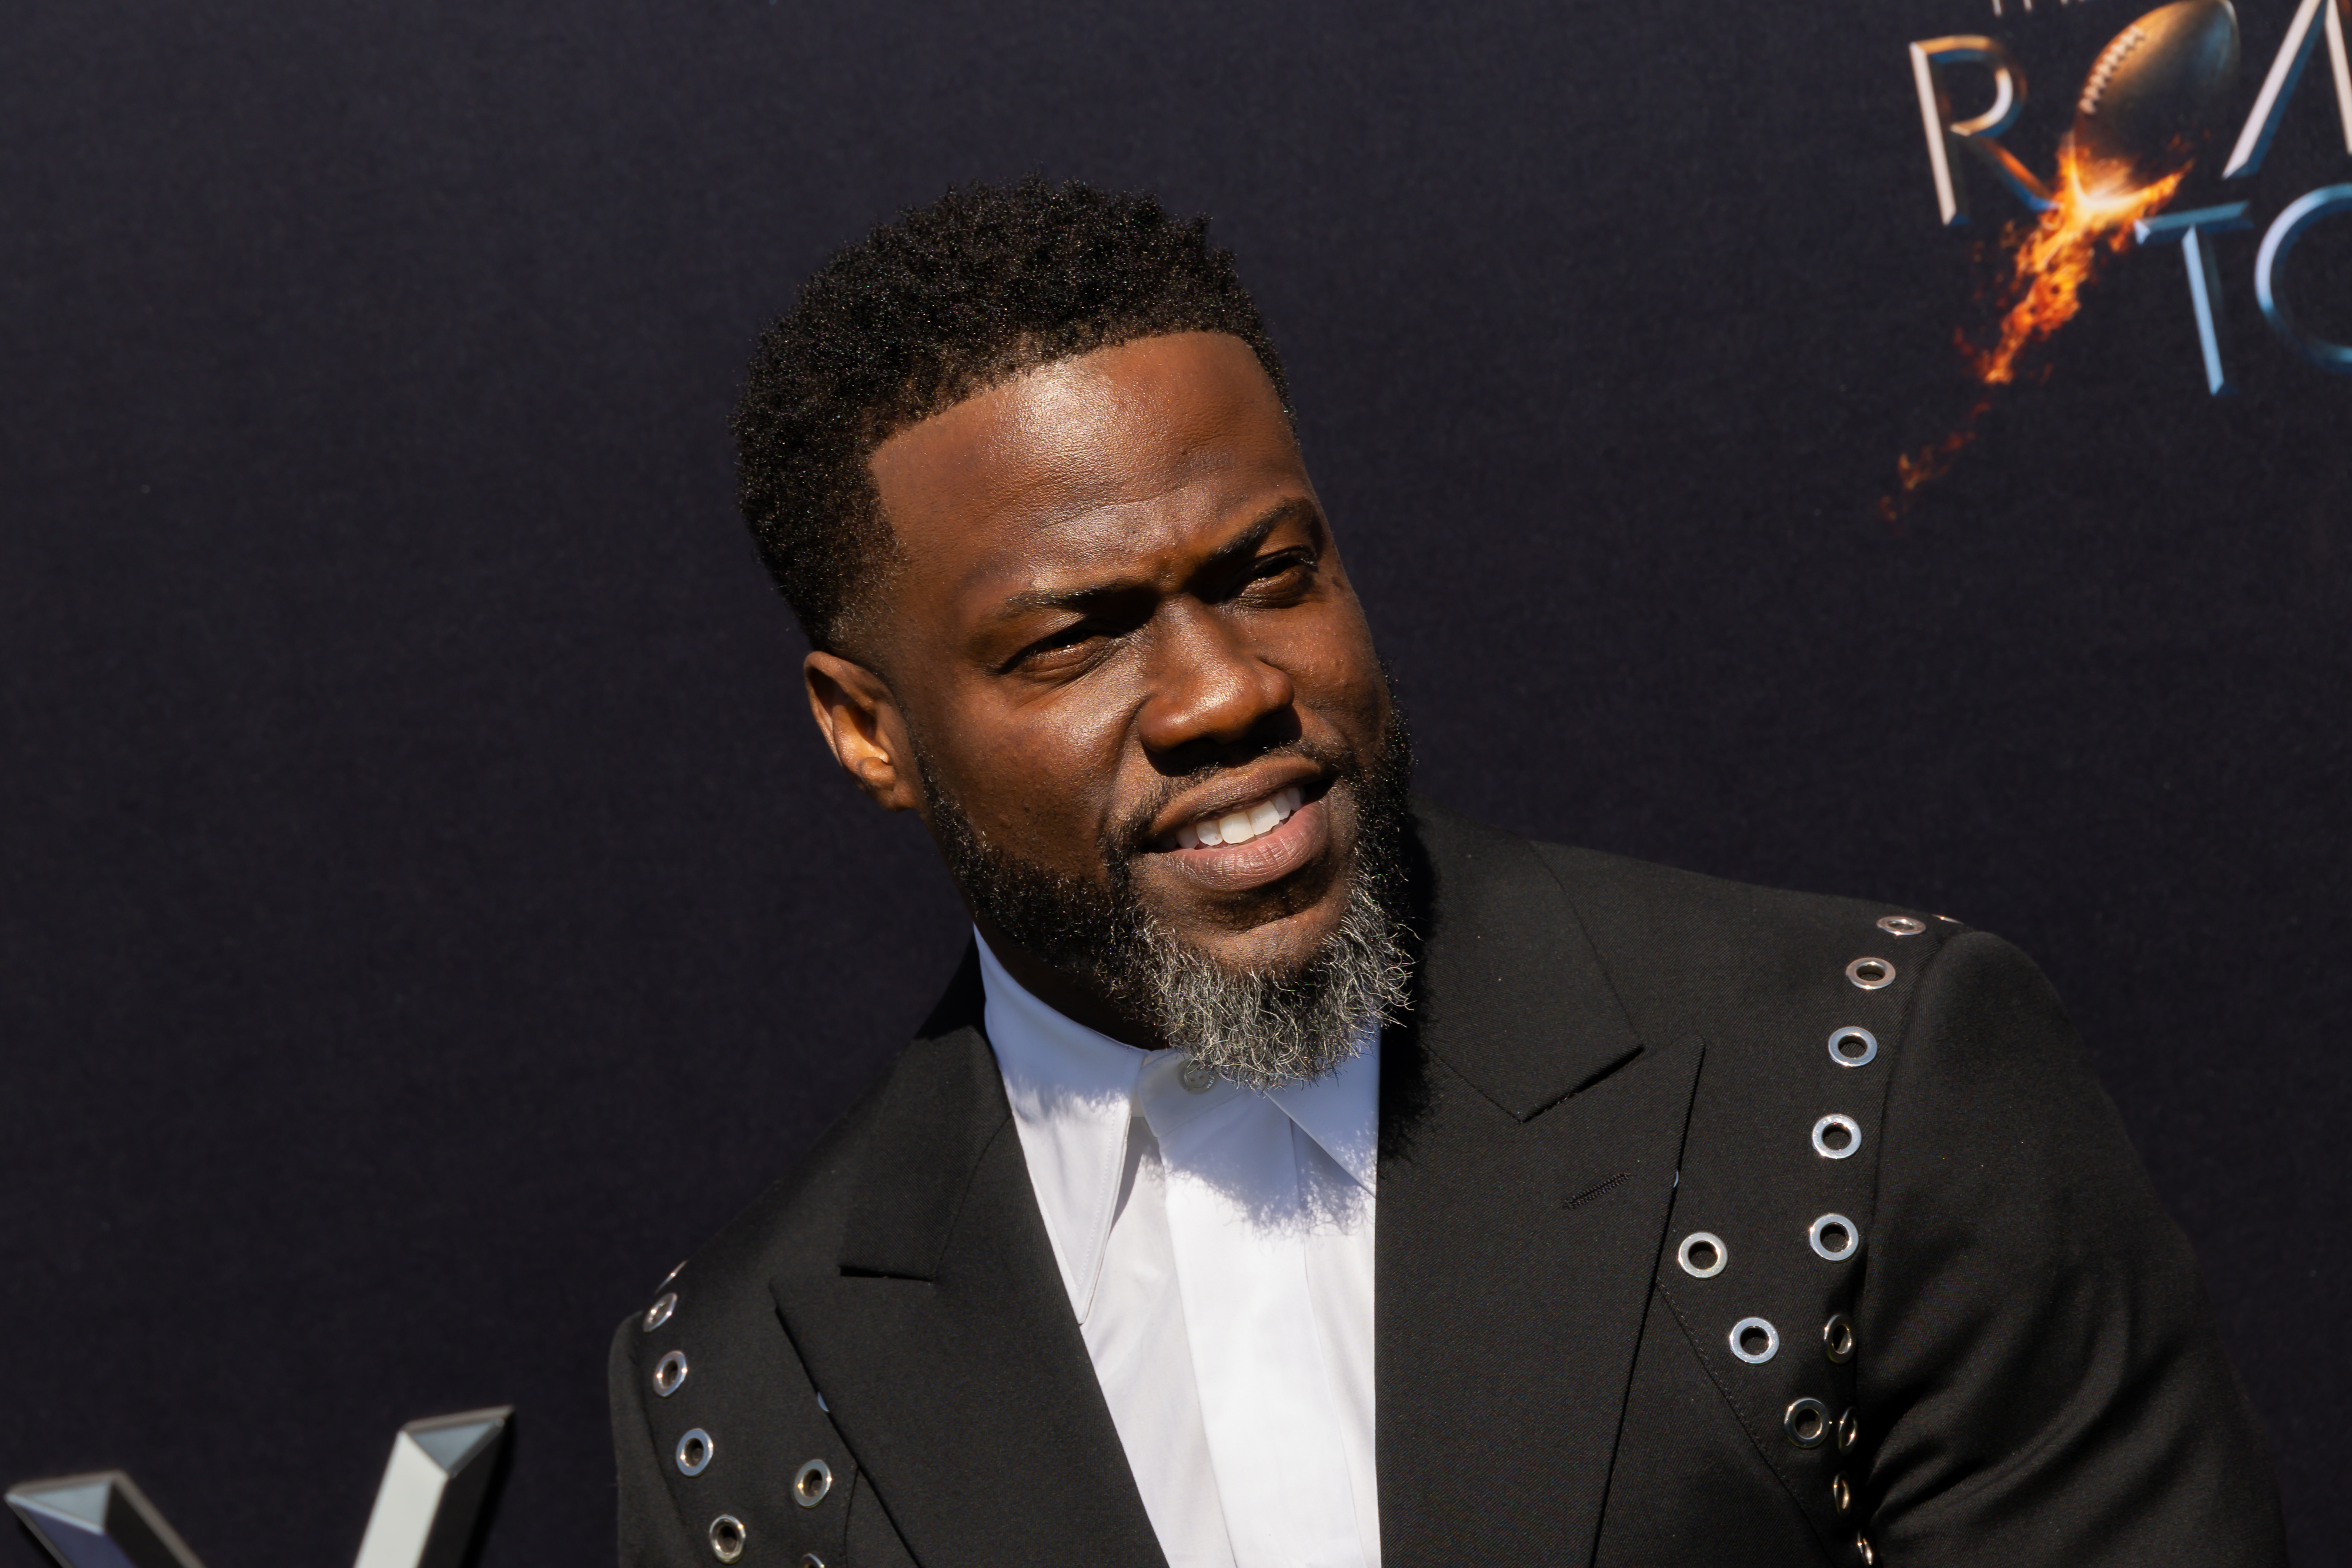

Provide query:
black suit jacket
left=610, top=803, right=2284, bottom=1566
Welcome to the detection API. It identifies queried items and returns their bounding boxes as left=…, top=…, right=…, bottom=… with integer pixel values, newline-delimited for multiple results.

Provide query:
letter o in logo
left=2256, top=183, right=2352, bottom=373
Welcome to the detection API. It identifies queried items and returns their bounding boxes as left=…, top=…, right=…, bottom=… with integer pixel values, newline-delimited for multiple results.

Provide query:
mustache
left=1101, top=735, right=1365, bottom=859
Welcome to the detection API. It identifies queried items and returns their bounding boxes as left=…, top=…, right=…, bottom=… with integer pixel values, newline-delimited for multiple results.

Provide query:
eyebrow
left=987, top=497, right=1319, bottom=621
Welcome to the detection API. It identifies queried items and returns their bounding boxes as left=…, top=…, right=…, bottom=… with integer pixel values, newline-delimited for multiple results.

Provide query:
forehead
left=867, top=332, right=1305, bottom=611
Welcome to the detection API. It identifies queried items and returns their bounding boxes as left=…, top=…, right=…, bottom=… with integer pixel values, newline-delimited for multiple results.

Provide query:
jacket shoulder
left=1414, top=798, right=1968, bottom=1041
left=632, top=940, right=991, bottom=1319
left=607, top=1041, right=916, bottom=1568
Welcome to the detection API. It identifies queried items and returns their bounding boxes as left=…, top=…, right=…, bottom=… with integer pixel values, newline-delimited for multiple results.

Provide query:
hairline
left=821, top=325, right=1301, bottom=668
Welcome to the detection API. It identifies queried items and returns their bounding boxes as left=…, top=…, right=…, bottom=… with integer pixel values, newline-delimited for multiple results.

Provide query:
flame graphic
left=1881, top=141, right=2187, bottom=520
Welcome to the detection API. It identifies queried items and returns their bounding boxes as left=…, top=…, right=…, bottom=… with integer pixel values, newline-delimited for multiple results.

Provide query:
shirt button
left=1178, top=1057, right=1218, bottom=1093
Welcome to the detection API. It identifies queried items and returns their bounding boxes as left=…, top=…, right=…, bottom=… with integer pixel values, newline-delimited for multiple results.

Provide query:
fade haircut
left=732, top=178, right=1291, bottom=653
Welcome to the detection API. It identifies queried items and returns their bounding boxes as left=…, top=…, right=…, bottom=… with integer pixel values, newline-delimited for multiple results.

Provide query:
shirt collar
left=975, top=929, right=1383, bottom=1316
left=976, top=931, right=1144, bottom=1321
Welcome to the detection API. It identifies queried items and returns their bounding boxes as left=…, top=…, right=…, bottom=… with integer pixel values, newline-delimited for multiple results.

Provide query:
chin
left=1178, top=887, right=1352, bottom=975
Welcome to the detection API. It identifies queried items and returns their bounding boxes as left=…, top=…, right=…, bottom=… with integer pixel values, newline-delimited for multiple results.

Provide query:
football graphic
left=2070, top=0, right=2242, bottom=193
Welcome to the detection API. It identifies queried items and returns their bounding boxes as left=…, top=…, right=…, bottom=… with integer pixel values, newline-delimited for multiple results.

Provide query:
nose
left=1135, top=604, right=1295, bottom=758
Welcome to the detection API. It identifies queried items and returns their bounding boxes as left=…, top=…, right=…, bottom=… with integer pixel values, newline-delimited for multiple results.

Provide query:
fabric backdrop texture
left=1, top=0, right=2344, bottom=1564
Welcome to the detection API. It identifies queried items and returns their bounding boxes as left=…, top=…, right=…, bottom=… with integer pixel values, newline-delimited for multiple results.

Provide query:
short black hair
left=732, top=178, right=1291, bottom=653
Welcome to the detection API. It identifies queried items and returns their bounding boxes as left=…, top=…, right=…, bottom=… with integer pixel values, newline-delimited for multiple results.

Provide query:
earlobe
left=803, top=651, right=920, bottom=812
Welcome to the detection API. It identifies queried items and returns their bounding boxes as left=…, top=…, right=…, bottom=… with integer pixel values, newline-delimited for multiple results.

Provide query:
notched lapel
left=771, top=945, right=1167, bottom=1567
left=836, top=948, right=1003, bottom=1281
left=1408, top=800, right=1645, bottom=1120
left=1381, top=805, right=1704, bottom=1565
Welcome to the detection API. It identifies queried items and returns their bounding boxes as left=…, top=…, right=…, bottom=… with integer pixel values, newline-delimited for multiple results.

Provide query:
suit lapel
left=772, top=805, right=1698, bottom=1567
left=1378, top=803, right=1704, bottom=1565
left=769, top=948, right=1167, bottom=1567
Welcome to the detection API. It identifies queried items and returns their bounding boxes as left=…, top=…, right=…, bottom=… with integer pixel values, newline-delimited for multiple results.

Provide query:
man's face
left=823, top=331, right=1392, bottom=1024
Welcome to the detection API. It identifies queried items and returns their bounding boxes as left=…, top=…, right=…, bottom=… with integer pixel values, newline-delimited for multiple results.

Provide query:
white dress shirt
left=977, top=932, right=1382, bottom=1568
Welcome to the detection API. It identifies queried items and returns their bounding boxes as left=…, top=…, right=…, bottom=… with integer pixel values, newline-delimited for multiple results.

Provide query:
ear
left=804, top=651, right=923, bottom=812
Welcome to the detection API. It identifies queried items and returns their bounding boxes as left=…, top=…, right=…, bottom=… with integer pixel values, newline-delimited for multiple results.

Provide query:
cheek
left=1282, top=608, right=1386, bottom=726
left=931, top=688, right=1132, bottom=850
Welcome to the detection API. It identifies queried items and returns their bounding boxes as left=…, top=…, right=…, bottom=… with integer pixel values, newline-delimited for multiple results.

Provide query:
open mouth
left=1150, top=778, right=1334, bottom=895
left=1169, top=784, right=1305, bottom=850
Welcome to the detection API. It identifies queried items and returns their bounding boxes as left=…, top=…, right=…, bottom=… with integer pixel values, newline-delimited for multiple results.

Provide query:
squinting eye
left=1011, top=622, right=1107, bottom=668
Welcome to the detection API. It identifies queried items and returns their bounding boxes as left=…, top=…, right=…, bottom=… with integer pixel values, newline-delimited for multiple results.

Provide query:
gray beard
left=916, top=713, right=1416, bottom=1091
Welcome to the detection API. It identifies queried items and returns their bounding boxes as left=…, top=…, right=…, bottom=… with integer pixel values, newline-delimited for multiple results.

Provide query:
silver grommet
left=1837, top=1407, right=1859, bottom=1451
left=1856, top=1532, right=1876, bottom=1566
left=1876, top=915, right=1926, bottom=937
left=1178, top=1057, right=1217, bottom=1093
left=799, top=1557, right=826, bottom=1568
left=1729, top=1317, right=1779, bottom=1363
left=1677, top=1231, right=1727, bottom=1278
left=653, top=1350, right=689, bottom=1397
left=1823, top=1312, right=1856, bottom=1363
left=675, top=1429, right=713, bottom=1476
left=1784, top=1397, right=1830, bottom=1448
left=1809, top=1213, right=1860, bottom=1262
left=816, top=1392, right=829, bottom=1412
left=793, top=1457, right=833, bottom=1508
left=707, top=1515, right=745, bottom=1563
left=1827, top=1027, right=1879, bottom=1068
left=1831, top=1472, right=1853, bottom=1515
left=1812, top=1114, right=1862, bottom=1159
left=643, top=1292, right=678, bottom=1332
left=659, top=1259, right=686, bottom=1290
left=1845, top=957, right=1895, bottom=990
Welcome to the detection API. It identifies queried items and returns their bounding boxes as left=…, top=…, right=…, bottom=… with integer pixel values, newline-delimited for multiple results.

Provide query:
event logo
left=6, top=1408, right=511, bottom=1568
left=1885, top=0, right=2351, bottom=515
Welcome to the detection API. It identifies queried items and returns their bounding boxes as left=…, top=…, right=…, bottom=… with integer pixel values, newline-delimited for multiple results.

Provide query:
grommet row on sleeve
left=1828, top=1027, right=1878, bottom=1068
left=654, top=1350, right=689, bottom=1398
left=1845, top=957, right=1895, bottom=990
left=1788, top=1399, right=1861, bottom=1453
left=1812, top=1114, right=1861, bottom=1159
left=1808, top=1213, right=1860, bottom=1262
left=1729, top=1317, right=1779, bottom=1363
left=707, top=1514, right=745, bottom=1563
left=1678, top=1231, right=1726, bottom=1278
left=793, top=1459, right=833, bottom=1508
left=644, top=1292, right=678, bottom=1333
left=676, top=1428, right=714, bottom=1476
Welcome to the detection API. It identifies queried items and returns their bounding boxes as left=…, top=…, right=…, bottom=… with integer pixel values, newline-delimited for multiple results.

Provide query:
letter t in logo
left=2134, top=204, right=2254, bottom=394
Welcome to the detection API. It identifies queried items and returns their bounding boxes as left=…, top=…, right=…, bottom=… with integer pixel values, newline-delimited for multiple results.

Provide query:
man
left=610, top=180, right=2284, bottom=1567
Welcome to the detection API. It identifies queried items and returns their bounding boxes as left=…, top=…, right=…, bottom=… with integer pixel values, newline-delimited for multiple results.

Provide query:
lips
left=1151, top=781, right=1332, bottom=895
left=1172, top=785, right=1304, bottom=850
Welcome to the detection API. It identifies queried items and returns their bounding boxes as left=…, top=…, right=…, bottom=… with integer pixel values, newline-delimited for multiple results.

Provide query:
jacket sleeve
left=1859, top=930, right=2285, bottom=1564
left=610, top=1312, right=704, bottom=1568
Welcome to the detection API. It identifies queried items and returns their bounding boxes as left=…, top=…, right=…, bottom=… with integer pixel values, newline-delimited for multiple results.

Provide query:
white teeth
left=1178, top=785, right=1304, bottom=849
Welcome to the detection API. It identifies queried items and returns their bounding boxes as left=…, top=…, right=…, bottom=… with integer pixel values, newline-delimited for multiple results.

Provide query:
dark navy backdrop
left=4, top=0, right=2344, bottom=1563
